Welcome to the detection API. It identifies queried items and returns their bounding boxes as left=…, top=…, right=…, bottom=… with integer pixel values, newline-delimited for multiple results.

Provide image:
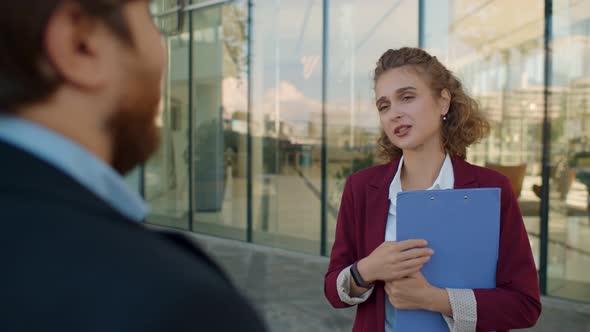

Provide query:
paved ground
left=146, top=162, right=590, bottom=301
left=182, top=231, right=590, bottom=332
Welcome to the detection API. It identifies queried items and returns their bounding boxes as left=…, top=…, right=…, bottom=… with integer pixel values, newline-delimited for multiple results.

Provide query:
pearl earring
left=443, top=116, right=447, bottom=121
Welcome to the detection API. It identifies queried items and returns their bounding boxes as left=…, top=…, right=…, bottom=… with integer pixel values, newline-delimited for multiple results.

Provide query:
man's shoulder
left=2, top=203, right=234, bottom=299
left=0, top=139, right=221, bottom=282
left=78, top=221, right=266, bottom=330
left=71, top=215, right=225, bottom=281
left=2, top=211, right=266, bottom=330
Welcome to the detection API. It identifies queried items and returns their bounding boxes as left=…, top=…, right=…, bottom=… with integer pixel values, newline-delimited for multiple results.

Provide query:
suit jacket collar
left=1, top=141, right=226, bottom=280
left=0, top=116, right=147, bottom=221
left=0, top=140, right=134, bottom=223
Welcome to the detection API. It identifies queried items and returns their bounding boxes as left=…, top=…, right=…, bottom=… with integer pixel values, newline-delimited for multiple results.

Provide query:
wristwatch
left=351, top=261, right=374, bottom=288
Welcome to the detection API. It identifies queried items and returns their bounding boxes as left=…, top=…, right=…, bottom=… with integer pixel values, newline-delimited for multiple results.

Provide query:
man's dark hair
left=0, top=1, right=132, bottom=111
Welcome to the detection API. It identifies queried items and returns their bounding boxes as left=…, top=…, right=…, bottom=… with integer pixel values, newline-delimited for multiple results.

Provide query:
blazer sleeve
left=473, top=176, right=542, bottom=331
left=324, top=175, right=358, bottom=308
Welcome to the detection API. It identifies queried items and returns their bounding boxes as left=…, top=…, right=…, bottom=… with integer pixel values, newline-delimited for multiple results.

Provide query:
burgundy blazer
left=324, top=157, right=541, bottom=332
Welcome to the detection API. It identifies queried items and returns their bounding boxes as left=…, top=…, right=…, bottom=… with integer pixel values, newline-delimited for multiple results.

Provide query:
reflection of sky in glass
left=251, top=0, right=419, bottom=136
left=326, top=0, right=419, bottom=131
left=427, top=0, right=545, bottom=79
left=552, top=1, right=590, bottom=86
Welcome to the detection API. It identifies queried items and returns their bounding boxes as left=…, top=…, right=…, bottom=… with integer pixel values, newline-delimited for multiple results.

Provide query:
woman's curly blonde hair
left=374, top=47, right=490, bottom=161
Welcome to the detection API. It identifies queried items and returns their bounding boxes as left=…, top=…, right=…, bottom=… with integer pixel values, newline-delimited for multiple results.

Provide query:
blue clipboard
left=394, top=188, right=501, bottom=332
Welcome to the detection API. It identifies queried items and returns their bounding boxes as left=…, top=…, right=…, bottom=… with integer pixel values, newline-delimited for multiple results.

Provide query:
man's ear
left=44, top=1, right=115, bottom=90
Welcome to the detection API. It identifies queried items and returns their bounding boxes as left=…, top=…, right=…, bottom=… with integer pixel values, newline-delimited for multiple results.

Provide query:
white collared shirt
left=336, top=154, right=477, bottom=332
left=386, top=153, right=455, bottom=242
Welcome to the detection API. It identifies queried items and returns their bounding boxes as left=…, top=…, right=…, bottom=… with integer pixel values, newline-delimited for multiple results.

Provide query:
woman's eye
left=378, top=105, right=389, bottom=112
left=401, top=95, right=415, bottom=101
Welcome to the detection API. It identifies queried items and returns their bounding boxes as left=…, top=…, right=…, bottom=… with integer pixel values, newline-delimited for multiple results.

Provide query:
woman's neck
left=400, top=148, right=446, bottom=191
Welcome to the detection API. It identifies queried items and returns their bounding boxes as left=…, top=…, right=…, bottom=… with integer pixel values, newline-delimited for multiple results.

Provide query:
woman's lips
left=394, top=125, right=412, bottom=137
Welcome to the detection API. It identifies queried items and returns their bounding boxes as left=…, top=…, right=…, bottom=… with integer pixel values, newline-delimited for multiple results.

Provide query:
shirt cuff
left=336, top=265, right=374, bottom=305
left=442, top=288, right=477, bottom=332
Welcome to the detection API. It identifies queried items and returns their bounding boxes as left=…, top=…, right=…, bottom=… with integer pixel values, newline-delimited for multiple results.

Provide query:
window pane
left=325, top=0, right=419, bottom=252
left=548, top=0, right=590, bottom=302
left=423, top=0, right=545, bottom=270
left=251, top=0, right=323, bottom=254
left=145, top=16, right=190, bottom=229
left=191, top=2, right=249, bottom=240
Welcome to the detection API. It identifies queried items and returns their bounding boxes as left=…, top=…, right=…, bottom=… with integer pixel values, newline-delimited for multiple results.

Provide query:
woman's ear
left=440, top=88, right=451, bottom=116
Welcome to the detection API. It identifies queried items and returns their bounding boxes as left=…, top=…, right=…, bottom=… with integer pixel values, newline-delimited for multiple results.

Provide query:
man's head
left=0, top=0, right=167, bottom=174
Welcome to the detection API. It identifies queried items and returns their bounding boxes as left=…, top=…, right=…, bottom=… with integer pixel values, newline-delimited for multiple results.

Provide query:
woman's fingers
left=387, top=259, right=427, bottom=280
left=397, top=255, right=431, bottom=270
left=395, top=247, right=434, bottom=262
left=393, top=239, right=428, bottom=252
left=391, top=266, right=423, bottom=280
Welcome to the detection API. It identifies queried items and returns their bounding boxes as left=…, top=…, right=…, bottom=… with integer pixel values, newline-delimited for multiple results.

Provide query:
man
left=0, top=1, right=266, bottom=331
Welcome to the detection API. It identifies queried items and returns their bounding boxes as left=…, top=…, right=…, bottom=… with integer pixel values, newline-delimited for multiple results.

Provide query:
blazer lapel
left=366, top=159, right=399, bottom=252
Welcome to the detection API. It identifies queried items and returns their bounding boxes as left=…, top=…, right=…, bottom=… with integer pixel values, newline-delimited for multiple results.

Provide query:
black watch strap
left=351, top=261, right=374, bottom=288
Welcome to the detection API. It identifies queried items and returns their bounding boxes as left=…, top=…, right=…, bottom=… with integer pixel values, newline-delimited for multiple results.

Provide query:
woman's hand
left=356, top=240, right=433, bottom=283
left=384, top=272, right=452, bottom=316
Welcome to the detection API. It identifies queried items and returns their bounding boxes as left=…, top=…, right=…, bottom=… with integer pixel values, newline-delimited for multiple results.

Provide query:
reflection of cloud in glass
left=259, top=80, right=322, bottom=123
left=254, top=79, right=382, bottom=133
left=222, top=77, right=248, bottom=117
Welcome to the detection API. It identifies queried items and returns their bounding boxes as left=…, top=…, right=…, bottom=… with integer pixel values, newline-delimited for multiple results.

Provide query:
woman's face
left=375, top=66, right=449, bottom=154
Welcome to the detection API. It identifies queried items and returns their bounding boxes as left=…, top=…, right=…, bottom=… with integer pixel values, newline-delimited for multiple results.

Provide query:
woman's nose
left=386, top=108, right=403, bottom=122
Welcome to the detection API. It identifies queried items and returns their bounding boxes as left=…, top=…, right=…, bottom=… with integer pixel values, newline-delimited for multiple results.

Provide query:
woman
left=324, top=47, right=541, bottom=332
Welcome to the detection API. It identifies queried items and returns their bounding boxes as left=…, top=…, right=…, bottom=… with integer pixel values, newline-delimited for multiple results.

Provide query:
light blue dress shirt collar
left=0, top=114, right=148, bottom=222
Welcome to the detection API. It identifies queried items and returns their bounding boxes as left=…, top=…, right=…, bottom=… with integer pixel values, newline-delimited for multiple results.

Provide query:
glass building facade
left=145, top=0, right=590, bottom=303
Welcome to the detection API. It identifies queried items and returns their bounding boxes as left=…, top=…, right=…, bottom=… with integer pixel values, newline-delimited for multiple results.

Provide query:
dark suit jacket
left=0, top=141, right=266, bottom=332
left=324, top=156, right=541, bottom=332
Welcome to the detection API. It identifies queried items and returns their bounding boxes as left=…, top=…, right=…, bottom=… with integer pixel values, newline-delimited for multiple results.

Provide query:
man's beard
left=107, top=92, right=161, bottom=175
